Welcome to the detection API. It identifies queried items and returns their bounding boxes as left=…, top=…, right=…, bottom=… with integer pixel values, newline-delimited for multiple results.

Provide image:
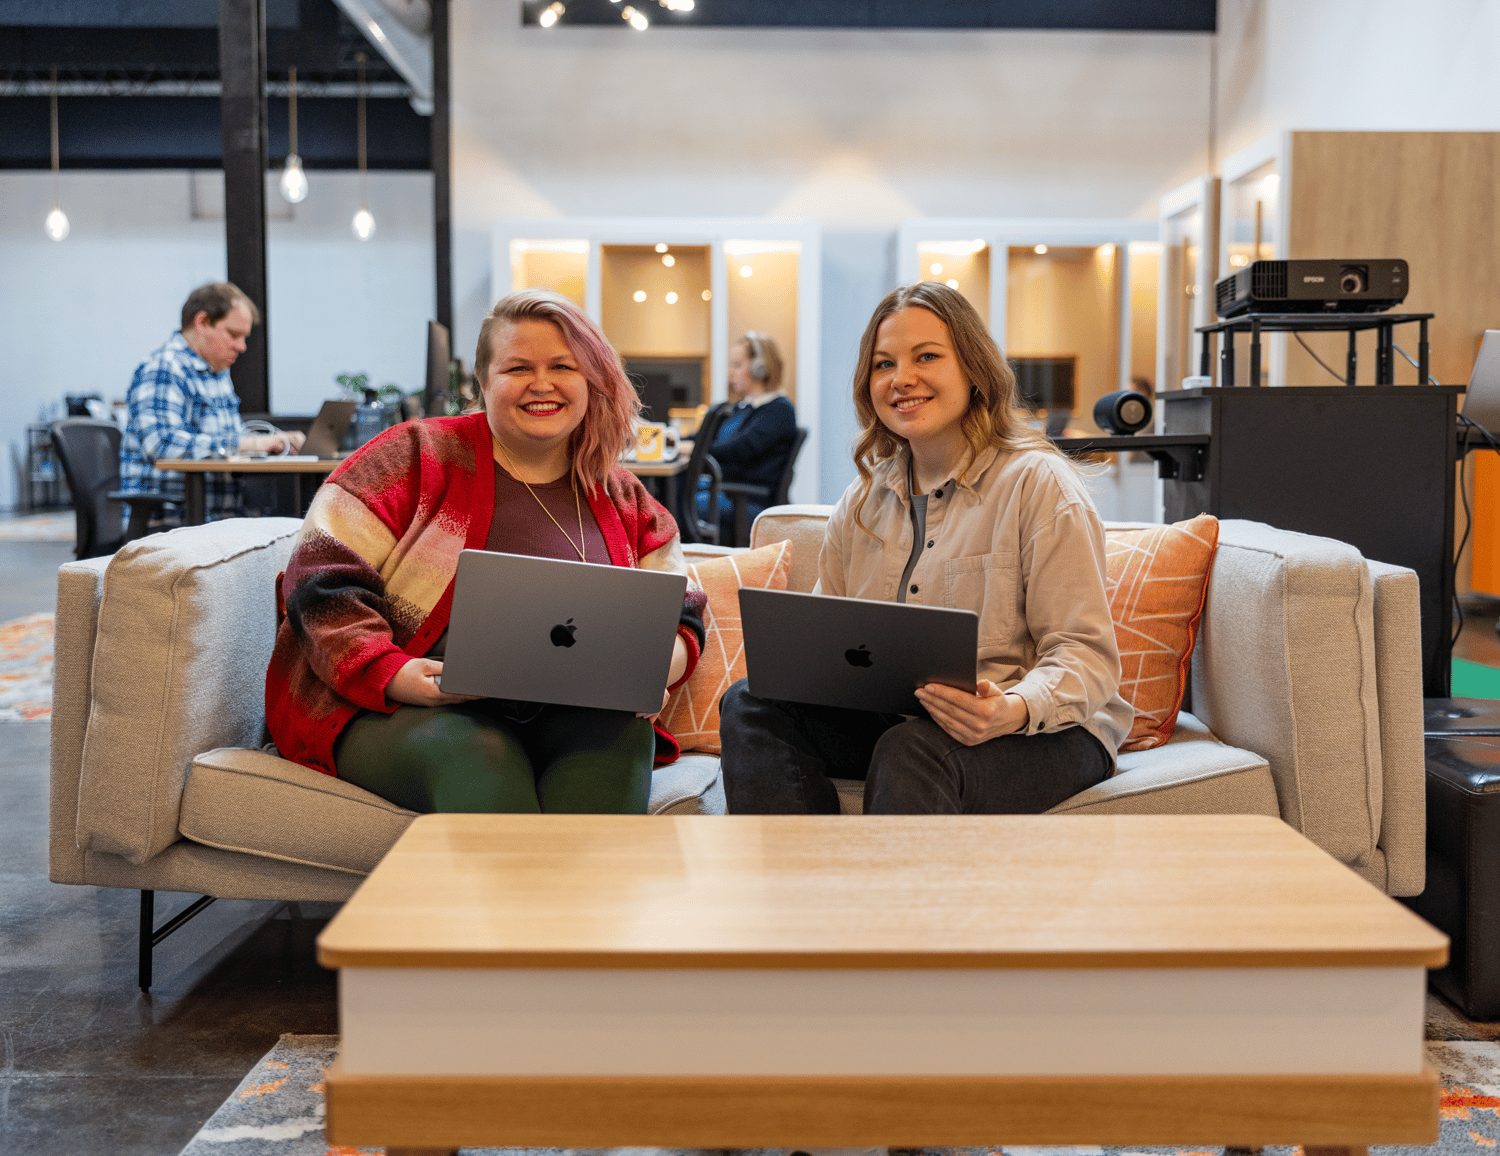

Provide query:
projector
left=1214, top=259, right=1408, bottom=317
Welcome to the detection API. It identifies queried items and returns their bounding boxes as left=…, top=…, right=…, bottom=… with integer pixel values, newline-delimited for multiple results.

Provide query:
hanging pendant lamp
left=44, top=67, right=69, bottom=241
left=351, top=53, right=375, bottom=240
left=279, top=65, right=309, bottom=204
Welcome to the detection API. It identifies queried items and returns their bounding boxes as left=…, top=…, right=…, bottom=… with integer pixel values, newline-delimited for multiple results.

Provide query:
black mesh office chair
left=49, top=420, right=170, bottom=560
left=720, top=426, right=809, bottom=548
left=675, top=402, right=731, bottom=545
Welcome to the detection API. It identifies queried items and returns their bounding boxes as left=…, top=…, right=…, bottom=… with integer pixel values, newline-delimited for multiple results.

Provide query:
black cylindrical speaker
left=1093, top=390, right=1153, bottom=435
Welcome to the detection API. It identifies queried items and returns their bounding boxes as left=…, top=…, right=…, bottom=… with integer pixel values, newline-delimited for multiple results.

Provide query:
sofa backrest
left=68, top=518, right=302, bottom=866
left=749, top=504, right=829, bottom=592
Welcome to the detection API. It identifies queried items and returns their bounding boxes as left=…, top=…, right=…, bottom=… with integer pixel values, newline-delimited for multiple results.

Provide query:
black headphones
left=743, top=331, right=770, bottom=383
left=1093, top=389, right=1154, bottom=435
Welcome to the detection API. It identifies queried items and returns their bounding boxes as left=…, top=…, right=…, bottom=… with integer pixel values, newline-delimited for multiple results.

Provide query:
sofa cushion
left=750, top=505, right=829, bottom=593
left=74, top=518, right=302, bottom=866
left=661, top=540, right=793, bottom=754
left=1104, top=515, right=1219, bottom=751
left=181, top=748, right=416, bottom=875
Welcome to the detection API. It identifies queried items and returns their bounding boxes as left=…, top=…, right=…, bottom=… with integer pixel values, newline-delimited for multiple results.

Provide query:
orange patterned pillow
left=1105, top=514, right=1219, bottom=752
left=662, top=540, right=794, bottom=754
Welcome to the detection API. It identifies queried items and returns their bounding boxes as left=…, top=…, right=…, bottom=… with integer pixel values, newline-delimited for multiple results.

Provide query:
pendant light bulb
left=45, top=206, right=70, bottom=242
left=279, top=155, right=308, bottom=204
left=352, top=206, right=376, bottom=241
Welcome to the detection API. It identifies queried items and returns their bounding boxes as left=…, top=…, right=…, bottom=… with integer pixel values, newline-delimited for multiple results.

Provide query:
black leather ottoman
left=1405, top=698, right=1500, bottom=1019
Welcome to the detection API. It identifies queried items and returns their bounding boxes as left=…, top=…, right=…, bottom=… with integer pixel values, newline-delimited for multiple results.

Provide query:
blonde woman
left=719, top=282, right=1131, bottom=815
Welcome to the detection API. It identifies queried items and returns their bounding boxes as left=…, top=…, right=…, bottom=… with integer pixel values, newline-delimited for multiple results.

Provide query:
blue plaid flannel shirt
left=120, top=331, right=245, bottom=518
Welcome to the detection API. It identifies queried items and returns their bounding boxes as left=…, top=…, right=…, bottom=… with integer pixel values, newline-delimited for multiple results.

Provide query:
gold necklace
left=494, top=442, right=587, bottom=562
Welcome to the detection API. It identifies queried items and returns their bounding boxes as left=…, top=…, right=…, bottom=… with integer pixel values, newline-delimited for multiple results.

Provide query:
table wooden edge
left=324, top=1061, right=1440, bottom=1148
left=151, top=456, right=341, bottom=473
left=316, top=944, right=1448, bottom=969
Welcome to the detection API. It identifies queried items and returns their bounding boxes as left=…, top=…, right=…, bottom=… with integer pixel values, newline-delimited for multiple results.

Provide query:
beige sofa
left=50, top=507, right=1425, bottom=987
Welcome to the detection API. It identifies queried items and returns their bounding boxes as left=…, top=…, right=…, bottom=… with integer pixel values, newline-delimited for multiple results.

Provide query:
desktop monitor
left=1010, top=356, right=1076, bottom=413
left=424, top=320, right=451, bottom=418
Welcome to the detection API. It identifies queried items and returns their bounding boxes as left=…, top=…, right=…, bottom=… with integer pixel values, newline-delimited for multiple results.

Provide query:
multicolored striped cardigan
left=264, top=413, right=706, bottom=777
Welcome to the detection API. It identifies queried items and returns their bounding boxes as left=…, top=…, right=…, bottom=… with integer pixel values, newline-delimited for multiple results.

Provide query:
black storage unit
left=1162, top=384, right=1461, bottom=697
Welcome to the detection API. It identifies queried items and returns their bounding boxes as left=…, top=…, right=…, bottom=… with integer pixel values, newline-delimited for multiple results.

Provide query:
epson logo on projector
left=1303, top=275, right=1326, bottom=283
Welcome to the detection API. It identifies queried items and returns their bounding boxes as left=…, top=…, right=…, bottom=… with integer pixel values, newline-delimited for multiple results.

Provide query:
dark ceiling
left=0, top=0, right=431, bottom=170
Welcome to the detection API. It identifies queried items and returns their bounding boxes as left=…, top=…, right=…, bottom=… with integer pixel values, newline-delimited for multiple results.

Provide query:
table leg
left=662, top=474, right=679, bottom=520
left=1249, top=318, right=1262, bottom=387
left=1221, top=330, right=1236, bottom=388
left=185, top=474, right=206, bottom=525
left=1346, top=329, right=1358, bottom=386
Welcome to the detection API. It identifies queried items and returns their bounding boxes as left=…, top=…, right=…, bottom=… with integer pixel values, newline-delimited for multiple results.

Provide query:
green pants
left=335, top=700, right=655, bottom=814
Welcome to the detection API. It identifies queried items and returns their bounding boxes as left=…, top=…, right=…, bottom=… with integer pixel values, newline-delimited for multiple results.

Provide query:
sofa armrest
left=1189, top=519, right=1384, bottom=870
left=49, top=557, right=111, bottom=885
left=1366, top=559, right=1426, bottom=895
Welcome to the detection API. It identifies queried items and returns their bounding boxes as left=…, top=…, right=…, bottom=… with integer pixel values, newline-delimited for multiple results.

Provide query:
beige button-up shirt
left=817, top=443, right=1132, bottom=763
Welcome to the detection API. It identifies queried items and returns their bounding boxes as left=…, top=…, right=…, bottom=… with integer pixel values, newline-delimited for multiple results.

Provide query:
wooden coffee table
left=319, top=813, right=1445, bottom=1154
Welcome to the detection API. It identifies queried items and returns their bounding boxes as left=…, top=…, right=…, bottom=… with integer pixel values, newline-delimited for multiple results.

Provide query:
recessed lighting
left=739, top=265, right=753, bottom=278
left=945, top=279, right=959, bottom=290
left=929, top=263, right=943, bottom=276
left=633, top=290, right=646, bottom=302
left=665, top=291, right=678, bottom=304
left=662, top=254, right=675, bottom=267
left=1034, top=244, right=1048, bottom=255
left=655, top=242, right=668, bottom=253
left=701, top=289, right=711, bottom=301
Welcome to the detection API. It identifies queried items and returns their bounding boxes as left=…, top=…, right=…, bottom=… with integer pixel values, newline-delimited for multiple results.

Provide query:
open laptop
left=297, top=398, right=358, bottom=459
left=739, top=587, right=977, bottom=716
left=1460, top=330, right=1500, bottom=442
left=438, top=549, right=688, bottom=714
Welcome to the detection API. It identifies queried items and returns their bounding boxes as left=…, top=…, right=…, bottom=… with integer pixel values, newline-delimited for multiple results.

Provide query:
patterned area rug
left=0, top=513, right=74, bottom=541
left=178, top=1031, right=1500, bottom=1156
left=0, top=612, right=53, bottom=721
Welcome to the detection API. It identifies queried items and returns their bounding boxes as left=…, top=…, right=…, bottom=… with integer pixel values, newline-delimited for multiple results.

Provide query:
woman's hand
left=639, top=633, right=691, bottom=722
left=914, top=679, right=1029, bottom=747
left=385, top=658, right=480, bottom=708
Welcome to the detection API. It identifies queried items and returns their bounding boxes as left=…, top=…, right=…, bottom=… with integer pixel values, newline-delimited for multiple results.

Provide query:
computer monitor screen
left=623, top=357, right=704, bottom=420
left=1010, top=356, right=1076, bottom=413
left=424, top=320, right=451, bottom=418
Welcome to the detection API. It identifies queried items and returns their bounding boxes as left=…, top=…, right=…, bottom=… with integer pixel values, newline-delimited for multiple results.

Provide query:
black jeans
left=719, top=678, right=1112, bottom=815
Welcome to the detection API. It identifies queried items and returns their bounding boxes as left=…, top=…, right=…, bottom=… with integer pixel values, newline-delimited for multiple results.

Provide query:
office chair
left=720, top=426, right=808, bottom=548
left=675, top=402, right=731, bottom=545
left=49, top=420, right=170, bottom=560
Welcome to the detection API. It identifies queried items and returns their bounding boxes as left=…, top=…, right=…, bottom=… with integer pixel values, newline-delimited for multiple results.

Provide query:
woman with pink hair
left=265, top=289, right=706, bottom=813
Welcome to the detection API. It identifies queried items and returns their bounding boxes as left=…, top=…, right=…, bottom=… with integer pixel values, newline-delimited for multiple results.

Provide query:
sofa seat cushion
left=181, top=748, right=417, bottom=875
left=1047, top=712, right=1278, bottom=816
left=181, top=743, right=731, bottom=875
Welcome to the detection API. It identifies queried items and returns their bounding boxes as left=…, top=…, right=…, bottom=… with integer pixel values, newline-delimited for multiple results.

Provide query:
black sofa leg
left=138, top=889, right=218, bottom=992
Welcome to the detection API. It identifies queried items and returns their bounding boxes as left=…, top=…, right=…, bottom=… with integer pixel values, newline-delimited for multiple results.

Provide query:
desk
left=321, top=812, right=1443, bottom=1153
left=152, top=456, right=340, bottom=525
left=621, top=453, right=691, bottom=514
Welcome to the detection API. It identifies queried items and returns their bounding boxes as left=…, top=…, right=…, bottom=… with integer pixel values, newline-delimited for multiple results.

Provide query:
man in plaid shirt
left=120, top=282, right=302, bottom=520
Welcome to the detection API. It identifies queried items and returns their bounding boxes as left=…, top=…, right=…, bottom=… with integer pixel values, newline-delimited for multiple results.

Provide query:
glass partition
left=509, top=239, right=588, bottom=308
left=724, top=240, right=801, bottom=402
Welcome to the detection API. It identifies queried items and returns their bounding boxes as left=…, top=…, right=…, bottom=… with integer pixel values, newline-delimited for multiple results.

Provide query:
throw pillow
left=662, top=540, right=794, bottom=754
left=1105, top=514, right=1220, bottom=751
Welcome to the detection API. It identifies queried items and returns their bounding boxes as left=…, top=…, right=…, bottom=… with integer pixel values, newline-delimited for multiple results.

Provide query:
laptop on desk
left=438, top=550, right=688, bottom=715
left=739, top=587, right=977, bottom=716
left=1460, top=330, right=1500, bottom=444
left=299, top=399, right=358, bottom=459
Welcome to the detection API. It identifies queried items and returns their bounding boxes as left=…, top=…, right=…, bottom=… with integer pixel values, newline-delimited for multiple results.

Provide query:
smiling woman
left=719, top=281, right=1133, bottom=818
left=264, top=289, right=708, bottom=817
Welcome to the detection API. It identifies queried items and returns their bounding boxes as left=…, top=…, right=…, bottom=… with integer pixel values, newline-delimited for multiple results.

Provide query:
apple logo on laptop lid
left=550, top=618, right=577, bottom=648
left=845, top=644, right=873, bottom=668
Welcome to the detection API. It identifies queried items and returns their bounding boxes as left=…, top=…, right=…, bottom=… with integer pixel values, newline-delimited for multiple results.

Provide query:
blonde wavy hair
left=850, top=281, right=1064, bottom=538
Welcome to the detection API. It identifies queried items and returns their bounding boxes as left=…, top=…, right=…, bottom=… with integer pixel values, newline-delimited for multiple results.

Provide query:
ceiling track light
left=279, top=64, right=308, bottom=204
left=45, top=66, right=69, bottom=241
left=538, top=1, right=564, bottom=27
left=352, top=53, right=375, bottom=241
left=620, top=4, right=649, bottom=29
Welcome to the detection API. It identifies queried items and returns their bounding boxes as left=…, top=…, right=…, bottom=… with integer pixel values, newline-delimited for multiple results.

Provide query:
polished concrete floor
left=0, top=536, right=339, bottom=1156
left=4, top=530, right=1500, bottom=1154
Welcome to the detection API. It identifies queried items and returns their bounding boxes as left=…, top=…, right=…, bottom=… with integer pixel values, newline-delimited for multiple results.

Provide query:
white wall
left=449, top=5, right=1220, bottom=499
left=1216, top=0, right=1500, bottom=156
left=0, top=168, right=433, bottom=511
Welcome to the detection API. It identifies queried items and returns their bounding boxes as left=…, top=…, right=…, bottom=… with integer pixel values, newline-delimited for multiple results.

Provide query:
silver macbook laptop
left=439, top=550, right=688, bottom=715
left=739, top=587, right=977, bottom=716
left=1460, top=330, right=1500, bottom=439
left=300, top=399, right=358, bottom=458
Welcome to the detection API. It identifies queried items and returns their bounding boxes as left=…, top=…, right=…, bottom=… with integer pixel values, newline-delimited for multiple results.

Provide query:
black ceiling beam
left=0, top=95, right=431, bottom=169
left=521, top=0, right=1216, bottom=31
left=431, top=0, right=451, bottom=332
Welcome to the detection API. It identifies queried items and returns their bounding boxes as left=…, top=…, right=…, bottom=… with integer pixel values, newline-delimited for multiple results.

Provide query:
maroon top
left=486, top=462, right=609, bottom=564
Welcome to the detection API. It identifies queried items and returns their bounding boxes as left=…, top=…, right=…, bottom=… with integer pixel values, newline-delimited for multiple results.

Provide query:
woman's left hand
left=638, top=633, right=691, bottom=722
left=914, top=679, right=1029, bottom=747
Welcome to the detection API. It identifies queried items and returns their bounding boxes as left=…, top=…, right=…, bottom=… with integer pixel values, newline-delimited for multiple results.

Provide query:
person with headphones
left=697, top=330, right=798, bottom=543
